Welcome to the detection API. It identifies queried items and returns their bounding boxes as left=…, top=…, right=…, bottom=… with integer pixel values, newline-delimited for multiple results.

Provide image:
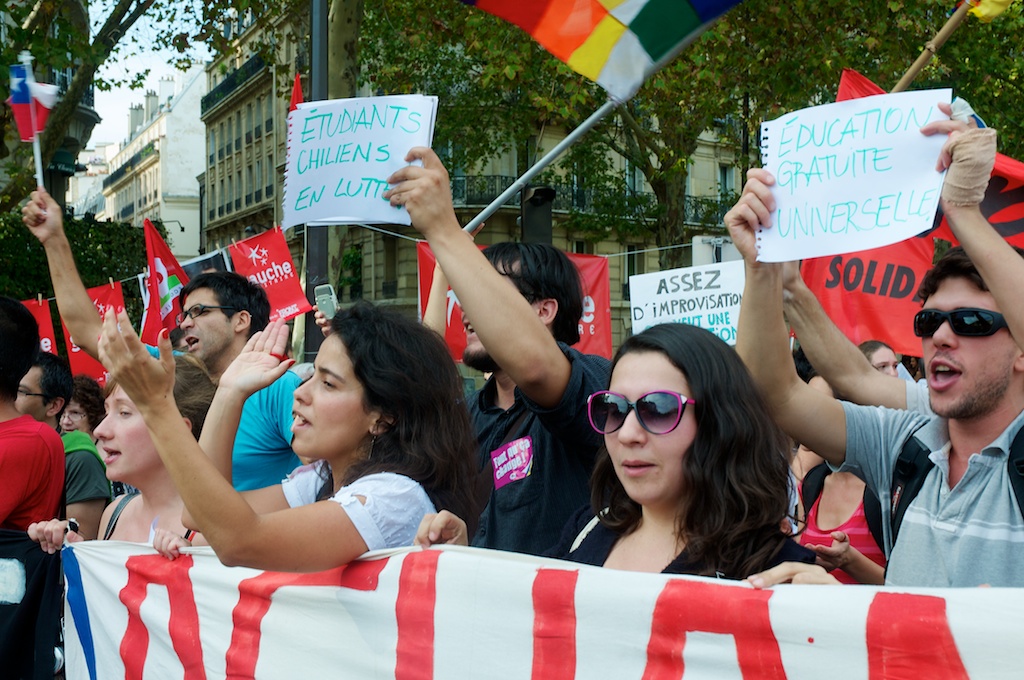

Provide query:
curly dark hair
left=70, top=375, right=106, bottom=432
left=591, top=323, right=794, bottom=578
left=917, top=245, right=1024, bottom=303
left=322, top=302, right=478, bottom=523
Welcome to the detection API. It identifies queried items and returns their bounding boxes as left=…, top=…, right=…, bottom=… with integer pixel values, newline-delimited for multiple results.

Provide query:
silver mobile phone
left=314, top=284, right=338, bottom=319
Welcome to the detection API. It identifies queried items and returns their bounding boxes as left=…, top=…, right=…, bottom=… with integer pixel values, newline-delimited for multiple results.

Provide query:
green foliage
left=0, top=210, right=154, bottom=342
left=361, top=0, right=1024, bottom=270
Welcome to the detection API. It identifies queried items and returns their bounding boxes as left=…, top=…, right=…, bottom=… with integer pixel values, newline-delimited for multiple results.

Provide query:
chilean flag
left=7, top=64, right=58, bottom=142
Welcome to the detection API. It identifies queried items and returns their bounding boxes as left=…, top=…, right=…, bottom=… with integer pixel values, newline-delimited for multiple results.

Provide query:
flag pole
left=462, top=99, right=619, bottom=232
left=18, top=51, right=45, bottom=188
left=891, top=1, right=972, bottom=93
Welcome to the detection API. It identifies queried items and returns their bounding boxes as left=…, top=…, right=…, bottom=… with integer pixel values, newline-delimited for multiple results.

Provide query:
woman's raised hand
left=97, top=308, right=176, bottom=410
left=217, top=318, right=295, bottom=397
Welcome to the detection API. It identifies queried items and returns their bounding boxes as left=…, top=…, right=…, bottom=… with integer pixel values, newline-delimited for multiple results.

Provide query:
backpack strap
left=799, top=463, right=830, bottom=519
left=890, top=437, right=934, bottom=545
left=861, top=485, right=885, bottom=553
left=102, top=493, right=139, bottom=541
left=1006, top=426, right=1024, bottom=515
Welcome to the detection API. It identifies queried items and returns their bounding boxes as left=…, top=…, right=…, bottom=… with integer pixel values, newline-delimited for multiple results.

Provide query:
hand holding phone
left=314, top=284, right=338, bottom=320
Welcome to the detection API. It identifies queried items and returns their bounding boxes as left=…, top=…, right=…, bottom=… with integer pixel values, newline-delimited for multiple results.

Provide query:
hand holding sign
left=756, top=90, right=951, bottom=262
left=282, top=94, right=438, bottom=228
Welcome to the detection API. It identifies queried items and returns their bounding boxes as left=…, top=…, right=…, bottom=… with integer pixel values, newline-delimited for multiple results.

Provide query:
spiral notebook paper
left=756, top=89, right=951, bottom=263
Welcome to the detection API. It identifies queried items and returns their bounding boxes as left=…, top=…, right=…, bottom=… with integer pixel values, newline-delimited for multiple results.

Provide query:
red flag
left=289, top=74, right=303, bottom=112
left=60, top=282, right=126, bottom=386
left=416, top=243, right=612, bottom=361
left=19, top=298, right=57, bottom=355
left=798, top=69, right=1024, bottom=355
left=228, top=227, right=312, bottom=322
left=139, top=219, right=189, bottom=345
left=6, top=64, right=58, bottom=142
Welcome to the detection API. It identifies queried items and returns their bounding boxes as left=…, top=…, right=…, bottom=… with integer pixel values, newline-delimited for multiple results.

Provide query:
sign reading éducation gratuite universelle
left=282, top=94, right=438, bottom=229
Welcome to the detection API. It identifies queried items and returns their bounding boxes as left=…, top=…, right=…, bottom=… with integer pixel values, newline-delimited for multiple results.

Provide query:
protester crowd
left=1, top=98, right=1021, bottom=673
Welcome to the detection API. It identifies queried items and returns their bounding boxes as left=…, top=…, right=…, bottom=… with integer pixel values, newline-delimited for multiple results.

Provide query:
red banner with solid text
left=20, top=298, right=57, bottom=355
left=60, top=282, right=126, bottom=386
left=800, top=70, right=1024, bottom=356
left=416, top=243, right=612, bottom=362
left=229, top=227, right=312, bottom=323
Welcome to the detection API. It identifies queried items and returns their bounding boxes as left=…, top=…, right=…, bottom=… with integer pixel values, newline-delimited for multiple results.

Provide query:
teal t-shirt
left=144, top=345, right=301, bottom=490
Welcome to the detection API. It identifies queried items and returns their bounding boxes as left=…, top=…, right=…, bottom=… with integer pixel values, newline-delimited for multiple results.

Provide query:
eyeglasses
left=61, top=411, right=86, bottom=422
left=17, top=387, right=49, bottom=400
left=587, top=390, right=695, bottom=435
left=913, top=308, right=1008, bottom=338
left=175, top=304, right=237, bottom=326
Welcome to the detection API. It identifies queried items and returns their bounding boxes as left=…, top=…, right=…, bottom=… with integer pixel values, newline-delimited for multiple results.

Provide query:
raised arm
left=782, top=261, right=908, bottom=409
left=97, top=311, right=368, bottom=572
left=920, top=116, right=1024, bottom=346
left=388, top=148, right=572, bottom=408
left=21, top=189, right=102, bottom=357
left=728, top=169, right=848, bottom=466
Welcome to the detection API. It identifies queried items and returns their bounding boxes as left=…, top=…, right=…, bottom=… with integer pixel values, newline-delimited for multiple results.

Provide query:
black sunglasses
left=587, top=390, right=695, bottom=435
left=913, top=308, right=1008, bottom=338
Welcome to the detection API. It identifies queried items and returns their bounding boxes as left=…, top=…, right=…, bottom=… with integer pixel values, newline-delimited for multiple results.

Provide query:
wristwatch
left=67, top=518, right=80, bottom=535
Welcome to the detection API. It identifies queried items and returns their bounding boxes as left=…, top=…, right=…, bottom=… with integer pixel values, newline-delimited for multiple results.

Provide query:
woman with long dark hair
left=419, top=323, right=812, bottom=578
left=99, top=302, right=478, bottom=571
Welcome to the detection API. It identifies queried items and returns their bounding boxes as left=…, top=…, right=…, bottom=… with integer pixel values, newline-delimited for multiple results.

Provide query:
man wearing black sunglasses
left=21, top=193, right=301, bottom=492
left=728, top=112, right=1024, bottom=587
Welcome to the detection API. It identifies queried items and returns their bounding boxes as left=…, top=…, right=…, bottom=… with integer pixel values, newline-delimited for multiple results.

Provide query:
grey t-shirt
left=839, top=395, right=1024, bottom=587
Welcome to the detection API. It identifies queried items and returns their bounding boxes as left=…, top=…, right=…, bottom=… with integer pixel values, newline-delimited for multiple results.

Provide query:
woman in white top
left=99, top=302, right=478, bottom=572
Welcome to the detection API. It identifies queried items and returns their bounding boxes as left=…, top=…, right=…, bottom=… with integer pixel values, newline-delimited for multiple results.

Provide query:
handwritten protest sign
left=757, top=89, right=951, bottom=262
left=282, top=94, right=438, bottom=229
left=629, top=260, right=744, bottom=343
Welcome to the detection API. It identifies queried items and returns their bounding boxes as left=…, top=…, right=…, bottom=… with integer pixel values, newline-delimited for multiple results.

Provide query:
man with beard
left=386, top=151, right=610, bottom=555
left=21, top=191, right=299, bottom=491
left=727, top=118, right=1024, bottom=587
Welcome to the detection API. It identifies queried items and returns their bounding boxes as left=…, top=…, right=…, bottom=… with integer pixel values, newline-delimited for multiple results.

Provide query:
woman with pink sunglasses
left=419, top=323, right=814, bottom=578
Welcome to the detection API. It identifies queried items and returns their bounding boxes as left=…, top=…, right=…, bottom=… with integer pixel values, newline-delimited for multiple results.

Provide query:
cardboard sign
left=283, top=95, right=438, bottom=228
left=758, top=90, right=950, bottom=262
left=629, top=260, right=744, bottom=344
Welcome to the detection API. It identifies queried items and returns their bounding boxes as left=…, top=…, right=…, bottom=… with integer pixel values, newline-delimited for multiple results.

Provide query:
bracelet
left=66, top=518, right=79, bottom=535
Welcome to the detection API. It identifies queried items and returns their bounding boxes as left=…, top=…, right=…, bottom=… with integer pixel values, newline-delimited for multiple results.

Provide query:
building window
left=572, top=240, right=594, bottom=255
left=626, top=245, right=645, bottom=279
left=719, top=164, right=736, bottom=198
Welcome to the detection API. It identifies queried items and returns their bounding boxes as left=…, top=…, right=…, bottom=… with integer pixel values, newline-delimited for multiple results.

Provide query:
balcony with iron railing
left=449, top=175, right=733, bottom=226
left=103, top=141, right=157, bottom=189
left=201, top=55, right=266, bottom=116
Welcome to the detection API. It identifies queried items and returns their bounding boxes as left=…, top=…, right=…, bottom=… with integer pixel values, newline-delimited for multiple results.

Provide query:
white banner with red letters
left=63, top=541, right=1023, bottom=679
left=416, top=244, right=612, bottom=361
left=229, top=227, right=312, bottom=322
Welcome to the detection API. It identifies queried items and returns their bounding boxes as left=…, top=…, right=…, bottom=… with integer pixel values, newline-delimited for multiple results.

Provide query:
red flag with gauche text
left=139, top=220, right=189, bottom=345
left=19, top=297, right=57, bottom=355
left=416, top=243, right=612, bottom=362
left=228, top=227, right=312, bottom=322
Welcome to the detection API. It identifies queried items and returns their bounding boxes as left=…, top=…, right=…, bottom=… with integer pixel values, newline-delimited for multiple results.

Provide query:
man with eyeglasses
left=21, top=193, right=300, bottom=491
left=0, top=297, right=64, bottom=531
left=16, top=353, right=111, bottom=539
left=728, top=112, right=1024, bottom=587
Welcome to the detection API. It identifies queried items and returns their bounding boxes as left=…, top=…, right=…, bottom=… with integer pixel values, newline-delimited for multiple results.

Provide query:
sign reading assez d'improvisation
left=282, top=94, right=438, bottom=229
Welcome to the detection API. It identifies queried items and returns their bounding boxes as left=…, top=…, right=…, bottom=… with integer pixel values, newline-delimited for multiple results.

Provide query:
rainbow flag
left=462, top=0, right=743, bottom=102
